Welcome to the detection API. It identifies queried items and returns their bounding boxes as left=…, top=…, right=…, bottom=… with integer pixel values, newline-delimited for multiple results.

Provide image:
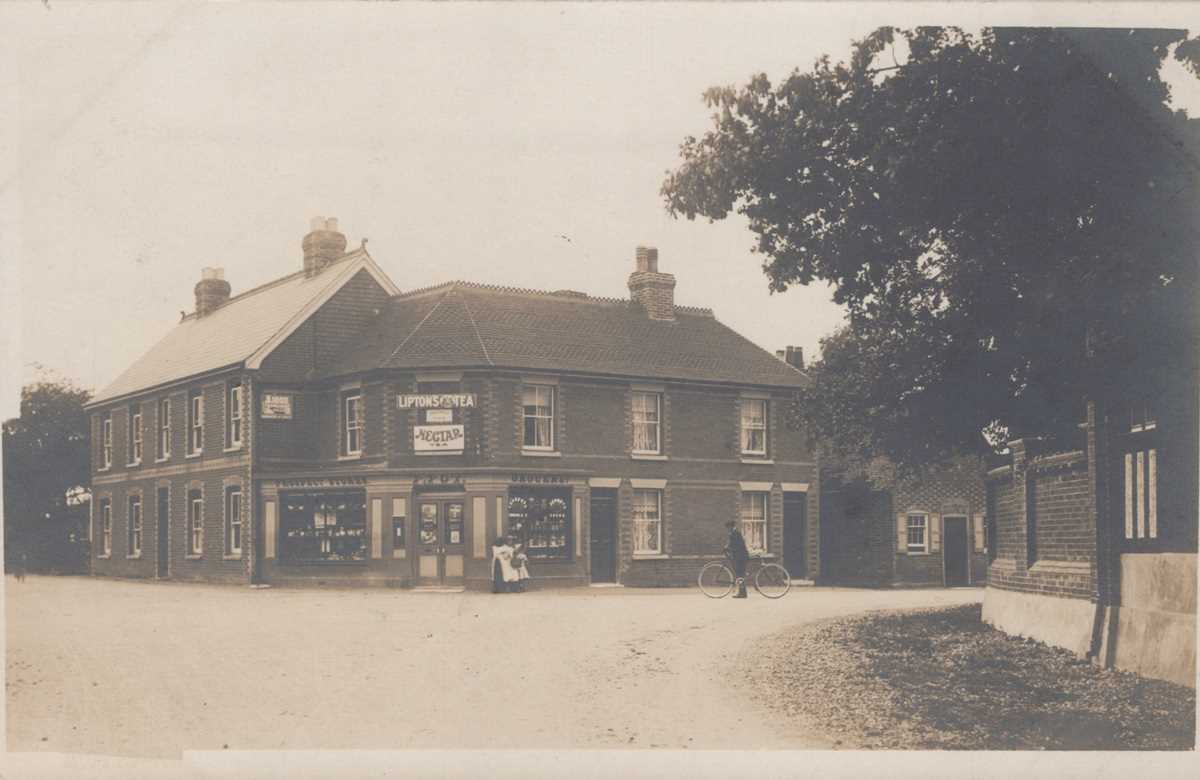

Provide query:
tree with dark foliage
left=663, top=28, right=1200, bottom=469
left=3, top=374, right=92, bottom=573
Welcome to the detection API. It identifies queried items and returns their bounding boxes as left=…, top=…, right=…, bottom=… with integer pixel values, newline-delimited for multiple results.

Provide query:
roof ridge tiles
left=392, top=278, right=713, bottom=316
left=181, top=248, right=367, bottom=319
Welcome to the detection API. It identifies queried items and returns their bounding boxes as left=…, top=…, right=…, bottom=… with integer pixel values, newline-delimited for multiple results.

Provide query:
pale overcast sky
left=3, top=3, right=1198, bottom=414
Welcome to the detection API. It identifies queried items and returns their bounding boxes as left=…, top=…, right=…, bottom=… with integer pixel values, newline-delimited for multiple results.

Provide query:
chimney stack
left=194, top=267, right=231, bottom=317
left=628, top=245, right=676, bottom=321
left=784, top=345, right=804, bottom=370
left=302, top=216, right=347, bottom=277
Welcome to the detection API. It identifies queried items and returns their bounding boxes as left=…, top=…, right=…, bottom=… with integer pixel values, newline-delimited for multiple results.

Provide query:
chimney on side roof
left=194, top=267, right=231, bottom=317
left=784, top=345, right=804, bottom=370
left=302, top=216, right=347, bottom=277
left=628, top=246, right=676, bottom=321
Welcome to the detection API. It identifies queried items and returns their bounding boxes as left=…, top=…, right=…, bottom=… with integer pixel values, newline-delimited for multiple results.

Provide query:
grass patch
left=740, top=603, right=1195, bottom=750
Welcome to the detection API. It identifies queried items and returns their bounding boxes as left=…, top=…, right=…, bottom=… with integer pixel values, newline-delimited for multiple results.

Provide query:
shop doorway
left=416, top=498, right=466, bottom=587
left=943, top=515, right=969, bottom=586
left=783, top=492, right=807, bottom=579
left=156, top=487, right=170, bottom=578
left=589, top=489, right=617, bottom=583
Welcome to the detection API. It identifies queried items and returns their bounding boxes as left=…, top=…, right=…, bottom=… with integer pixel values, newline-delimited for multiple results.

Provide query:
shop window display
left=507, top=489, right=570, bottom=561
left=281, top=491, right=368, bottom=562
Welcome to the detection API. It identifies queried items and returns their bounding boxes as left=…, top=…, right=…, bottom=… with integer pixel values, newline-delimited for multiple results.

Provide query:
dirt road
left=6, top=576, right=980, bottom=757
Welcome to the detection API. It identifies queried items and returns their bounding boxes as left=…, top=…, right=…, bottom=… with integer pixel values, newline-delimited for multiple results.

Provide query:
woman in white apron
left=491, top=538, right=519, bottom=593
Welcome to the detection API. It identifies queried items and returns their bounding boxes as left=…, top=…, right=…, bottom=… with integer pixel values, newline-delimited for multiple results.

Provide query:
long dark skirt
left=492, top=559, right=506, bottom=593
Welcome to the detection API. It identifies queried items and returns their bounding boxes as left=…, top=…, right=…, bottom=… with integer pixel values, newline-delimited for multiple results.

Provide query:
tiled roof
left=321, top=282, right=807, bottom=388
left=90, top=250, right=374, bottom=405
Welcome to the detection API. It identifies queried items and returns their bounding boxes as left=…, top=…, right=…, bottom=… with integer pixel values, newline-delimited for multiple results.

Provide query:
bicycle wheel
left=698, top=561, right=735, bottom=598
left=754, top=563, right=791, bottom=599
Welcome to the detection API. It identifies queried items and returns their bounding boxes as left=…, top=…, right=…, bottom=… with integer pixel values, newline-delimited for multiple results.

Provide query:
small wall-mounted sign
left=510, top=473, right=569, bottom=484
left=414, top=424, right=465, bottom=453
left=398, top=393, right=476, bottom=409
left=425, top=408, right=454, bottom=424
left=261, top=393, right=293, bottom=420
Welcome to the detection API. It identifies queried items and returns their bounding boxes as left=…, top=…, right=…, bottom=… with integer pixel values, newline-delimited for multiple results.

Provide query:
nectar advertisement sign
left=414, top=424, right=465, bottom=453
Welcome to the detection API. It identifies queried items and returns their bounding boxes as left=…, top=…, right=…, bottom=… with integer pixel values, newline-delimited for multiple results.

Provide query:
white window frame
left=188, top=391, right=204, bottom=455
left=632, top=391, right=662, bottom=455
left=907, top=513, right=929, bottom=553
left=632, top=489, right=663, bottom=555
left=129, top=405, right=142, bottom=464
left=740, top=398, right=768, bottom=456
left=100, top=498, right=112, bottom=556
left=101, top=414, right=113, bottom=469
left=157, top=397, right=171, bottom=460
left=522, top=384, right=556, bottom=451
left=739, top=491, right=768, bottom=554
left=225, top=486, right=242, bottom=556
left=226, top=382, right=243, bottom=449
left=188, top=490, right=204, bottom=556
left=127, top=494, right=142, bottom=557
left=343, top=390, right=363, bottom=456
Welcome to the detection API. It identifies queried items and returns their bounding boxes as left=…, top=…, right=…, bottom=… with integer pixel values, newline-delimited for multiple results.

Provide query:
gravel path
left=6, top=576, right=980, bottom=757
left=741, top=603, right=1196, bottom=750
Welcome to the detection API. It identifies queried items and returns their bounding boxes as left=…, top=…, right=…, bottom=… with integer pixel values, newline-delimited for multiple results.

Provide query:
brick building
left=85, top=218, right=817, bottom=590
left=820, top=456, right=988, bottom=587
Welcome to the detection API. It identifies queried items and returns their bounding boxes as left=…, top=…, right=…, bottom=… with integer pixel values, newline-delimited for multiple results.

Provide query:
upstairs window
left=129, top=404, right=142, bottom=464
left=907, top=513, right=929, bottom=553
left=740, top=398, right=768, bottom=456
left=632, top=392, right=662, bottom=454
left=1130, top=400, right=1156, bottom=433
left=157, top=397, right=171, bottom=459
left=343, top=390, right=363, bottom=455
left=226, top=382, right=243, bottom=449
left=522, top=385, right=555, bottom=450
left=127, top=494, right=142, bottom=556
left=101, top=413, right=112, bottom=469
left=188, top=391, right=204, bottom=455
left=739, top=492, right=768, bottom=554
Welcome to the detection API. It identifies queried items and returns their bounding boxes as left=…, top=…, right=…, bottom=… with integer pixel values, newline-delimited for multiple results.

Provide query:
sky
left=3, top=2, right=1199, bottom=416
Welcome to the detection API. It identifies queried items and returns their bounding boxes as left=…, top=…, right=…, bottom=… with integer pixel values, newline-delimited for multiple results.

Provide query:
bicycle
left=698, top=554, right=791, bottom=599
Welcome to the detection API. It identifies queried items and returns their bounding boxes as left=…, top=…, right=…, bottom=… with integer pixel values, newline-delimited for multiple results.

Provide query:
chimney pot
left=784, top=345, right=805, bottom=369
left=302, top=216, right=348, bottom=277
left=628, top=245, right=675, bottom=321
left=194, top=267, right=231, bottom=317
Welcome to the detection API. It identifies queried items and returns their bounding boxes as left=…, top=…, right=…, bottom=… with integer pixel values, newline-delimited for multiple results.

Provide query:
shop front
left=258, top=471, right=591, bottom=589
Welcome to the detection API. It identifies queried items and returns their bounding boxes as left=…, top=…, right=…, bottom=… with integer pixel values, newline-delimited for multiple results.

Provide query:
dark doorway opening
left=589, top=489, right=617, bottom=583
left=943, top=515, right=969, bottom=586
left=783, top=492, right=807, bottom=579
left=156, top=487, right=169, bottom=578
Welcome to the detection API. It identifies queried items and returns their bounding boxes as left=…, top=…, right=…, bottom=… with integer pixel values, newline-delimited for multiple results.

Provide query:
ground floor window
left=188, top=489, right=203, bottom=555
left=907, top=513, right=928, bottom=553
left=507, top=488, right=570, bottom=560
left=280, top=490, right=367, bottom=563
left=739, top=492, right=768, bottom=554
left=100, top=498, right=112, bottom=556
left=225, top=486, right=242, bottom=556
left=632, top=489, right=662, bottom=554
left=127, top=494, right=142, bottom=556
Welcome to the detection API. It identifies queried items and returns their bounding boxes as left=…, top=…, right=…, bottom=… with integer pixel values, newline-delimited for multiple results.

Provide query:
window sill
left=185, top=554, right=203, bottom=560
left=521, top=449, right=561, bottom=458
left=98, top=466, right=111, bottom=473
left=223, top=445, right=244, bottom=454
left=126, top=553, right=142, bottom=560
left=631, top=453, right=668, bottom=461
left=632, top=553, right=668, bottom=560
left=126, top=461, right=142, bottom=468
left=186, top=451, right=202, bottom=459
left=155, top=456, right=170, bottom=464
left=904, top=550, right=931, bottom=556
left=740, top=457, right=774, bottom=465
left=224, top=553, right=243, bottom=561
left=338, top=452, right=363, bottom=461
left=98, top=554, right=111, bottom=560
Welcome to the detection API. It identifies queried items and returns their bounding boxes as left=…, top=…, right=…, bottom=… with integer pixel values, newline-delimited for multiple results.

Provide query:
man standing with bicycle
left=724, top=520, right=749, bottom=598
